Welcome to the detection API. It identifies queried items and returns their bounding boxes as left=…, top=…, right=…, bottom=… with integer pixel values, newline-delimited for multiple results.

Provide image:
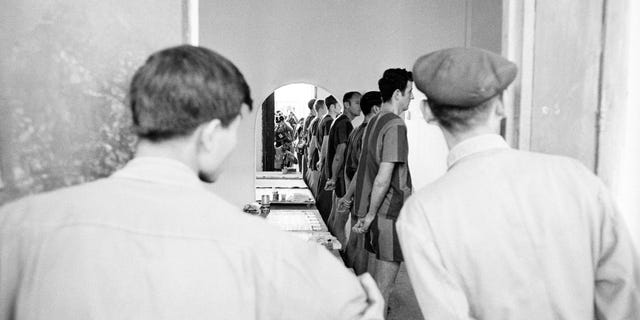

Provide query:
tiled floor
left=387, top=264, right=424, bottom=320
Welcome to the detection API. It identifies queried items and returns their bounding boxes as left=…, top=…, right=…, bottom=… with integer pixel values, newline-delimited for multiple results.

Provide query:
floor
left=387, top=263, right=424, bottom=320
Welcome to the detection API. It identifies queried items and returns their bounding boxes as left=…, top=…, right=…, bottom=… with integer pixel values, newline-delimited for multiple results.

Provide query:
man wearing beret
left=397, top=47, right=640, bottom=319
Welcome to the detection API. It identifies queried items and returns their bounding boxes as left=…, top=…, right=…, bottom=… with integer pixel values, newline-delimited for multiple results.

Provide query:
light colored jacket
left=0, top=157, right=382, bottom=320
left=397, top=134, right=640, bottom=320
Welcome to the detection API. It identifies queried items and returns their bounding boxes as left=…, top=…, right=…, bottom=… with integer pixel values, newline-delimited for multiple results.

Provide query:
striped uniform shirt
left=354, top=110, right=412, bottom=219
left=307, top=117, right=320, bottom=169
left=344, top=121, right=368, bottom=181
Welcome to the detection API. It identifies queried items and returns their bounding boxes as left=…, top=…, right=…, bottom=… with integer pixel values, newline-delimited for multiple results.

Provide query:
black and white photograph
left=0, top=0, right=638, bottom=319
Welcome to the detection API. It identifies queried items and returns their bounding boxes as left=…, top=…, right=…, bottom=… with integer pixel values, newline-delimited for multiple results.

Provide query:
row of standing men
left=300, top=48, right=640, bottom=319
left=298, top=69, right=414, bottom=315
left=0, top=45, right=637, bottom=319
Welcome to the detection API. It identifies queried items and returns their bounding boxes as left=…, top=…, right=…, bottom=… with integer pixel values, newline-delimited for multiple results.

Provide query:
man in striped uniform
left=316, top=95, right=339, bottom=222
left=339, top=91, right=382, bottom=275
left=352, top=69, right=413, bottom=312
left=301, top=98, right=316, bottom=181
left=306, top=100, right=325, bottom=195
left=325, top=91, right=361, bottom=247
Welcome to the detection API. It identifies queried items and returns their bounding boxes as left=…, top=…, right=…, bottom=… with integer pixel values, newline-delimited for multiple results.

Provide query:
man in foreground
left=398, top=47, right=640, bottom=319
left=352, top=69, right=413, bottom=312
left=325, top=91, right=361, bottom=245
left=0, top=45, right=384, bottom=319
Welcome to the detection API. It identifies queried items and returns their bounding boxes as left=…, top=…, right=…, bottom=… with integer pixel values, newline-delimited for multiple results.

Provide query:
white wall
left=199, top=1, right=474, bottom=205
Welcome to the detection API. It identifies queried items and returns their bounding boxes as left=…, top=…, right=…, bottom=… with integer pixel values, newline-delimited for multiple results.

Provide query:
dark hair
left=428, top=97, right=495, bottom=132
left=307, top=98, right=316, bottom=110
left=378, top=68, right=412, bottom=102
left=314, top=99, right=326, bottom=113
left=342, top=91, right=361, bottom=104
left=360, top=91, right=382, bottom=116
left=129, top=45, right=252, bottom=142
left=325, top=95, right=338, bottom=109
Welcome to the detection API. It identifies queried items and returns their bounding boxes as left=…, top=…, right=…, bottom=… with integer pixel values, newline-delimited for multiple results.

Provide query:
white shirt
left=397, top=134, right=640, bottom=320
left=0, top=157, right=382, bottom=319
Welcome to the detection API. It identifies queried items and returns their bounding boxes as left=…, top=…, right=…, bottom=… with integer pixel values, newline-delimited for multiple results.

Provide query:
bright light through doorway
left=274, top=83, right=316, bottom=119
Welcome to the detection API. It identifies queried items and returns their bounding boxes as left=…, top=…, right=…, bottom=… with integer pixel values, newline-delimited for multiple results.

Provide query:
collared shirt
left=397, top=134, right=640, bottom=320
left=354, top=111, right=412, bottom=219
left=0, top=157, right=381, bottom=320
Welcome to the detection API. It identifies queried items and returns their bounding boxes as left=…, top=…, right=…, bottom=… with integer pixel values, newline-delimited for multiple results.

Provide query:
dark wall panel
left=0, top=0, right=183, bottom=204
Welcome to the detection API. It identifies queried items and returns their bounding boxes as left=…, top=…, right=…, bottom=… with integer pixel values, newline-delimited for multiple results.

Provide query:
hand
left=324, top=179, right=336, bottom=191
left=336, top=197, right=352, bottom=210
left=357, top=273, right=385, bottom=319
left=352, top=215, right=375, bottom=234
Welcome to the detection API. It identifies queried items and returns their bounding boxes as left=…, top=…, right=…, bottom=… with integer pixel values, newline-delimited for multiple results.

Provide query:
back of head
left=325, top=95, right=338, bottom=109
left=314, top=99, right=326, bottom=113
left=129, top=45, right=252, bottom=142
left=307, top=98, right=316, bottom=111
left=360, top=91, right=382, bottom=116
left=412, top=47, right=517, bottom=133
left=342, top=91, right=360, bottom=104
left=378, top=68, right=412, bottom=102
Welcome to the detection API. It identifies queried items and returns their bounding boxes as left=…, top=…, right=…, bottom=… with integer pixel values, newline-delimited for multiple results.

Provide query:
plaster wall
left=0, top=0, right=184, bottom=203
left=200, top=0, right=470, bottom=205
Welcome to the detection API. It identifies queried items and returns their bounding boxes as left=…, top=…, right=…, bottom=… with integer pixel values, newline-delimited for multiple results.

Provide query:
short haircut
left=314, top=99, right=326, bottom=113
left=378, top=68, right=413, bottom=102
left=307, top=98, right=316, bottom=110
left=343, top=91, right=361, bottom=104
left=360, top=91, right=382, bottom=116
left=325, top=95, right=338, bottom=108
left=129, top=45, right=252, bottom=142
left=428, top=96, right=496, bottom=132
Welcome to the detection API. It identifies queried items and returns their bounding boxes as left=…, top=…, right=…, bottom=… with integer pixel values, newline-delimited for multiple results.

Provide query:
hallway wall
left=200, top=0, right=480, bottom=205
left=0, top=0, right=185, bottom=203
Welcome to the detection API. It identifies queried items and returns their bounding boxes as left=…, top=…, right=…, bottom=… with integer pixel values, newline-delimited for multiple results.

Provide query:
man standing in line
left=0, top=45, right=384, bottom=319
left=325, top=91, right=361, bottom=245
left=351, top=69, right=413, bottom=312
left=301, top=98, right=316, bottom=180
left=398, top=47, right=640, bottom=319
left=306, top=99, right=326, bottom=195
left=338, top=91, right=382, bottom=275
left=316, top=95, right=339, bottom=222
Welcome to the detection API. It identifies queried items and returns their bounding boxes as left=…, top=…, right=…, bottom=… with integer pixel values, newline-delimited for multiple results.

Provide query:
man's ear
left=393, top=89, right=402, bottom=101
left=421, top=100, right=438, bottom=124
left=199, top=118, right=222, bottom=151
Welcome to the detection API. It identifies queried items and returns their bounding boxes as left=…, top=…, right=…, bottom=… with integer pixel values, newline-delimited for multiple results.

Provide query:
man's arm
left=337, top=171, right=358, bottom=211
left=353, top=162, right=394, bottom=233
left=396, top=198, right=476, bottom=320
left=593, top=182, right=640, bottom=318
left=318, top=135, right=329, bottom=170
left=308, top=136, right=317, bottom=165
left=326, top=143, right=347, bottom=189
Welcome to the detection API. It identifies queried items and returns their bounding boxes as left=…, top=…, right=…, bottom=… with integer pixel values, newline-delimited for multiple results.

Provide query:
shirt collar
left=447, top=134, right=510, bottom=169
left=112, top=157, right=206, bottom=190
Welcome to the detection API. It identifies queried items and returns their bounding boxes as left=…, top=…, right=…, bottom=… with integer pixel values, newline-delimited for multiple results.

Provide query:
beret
left=412, top=47, right=518, bottom=107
